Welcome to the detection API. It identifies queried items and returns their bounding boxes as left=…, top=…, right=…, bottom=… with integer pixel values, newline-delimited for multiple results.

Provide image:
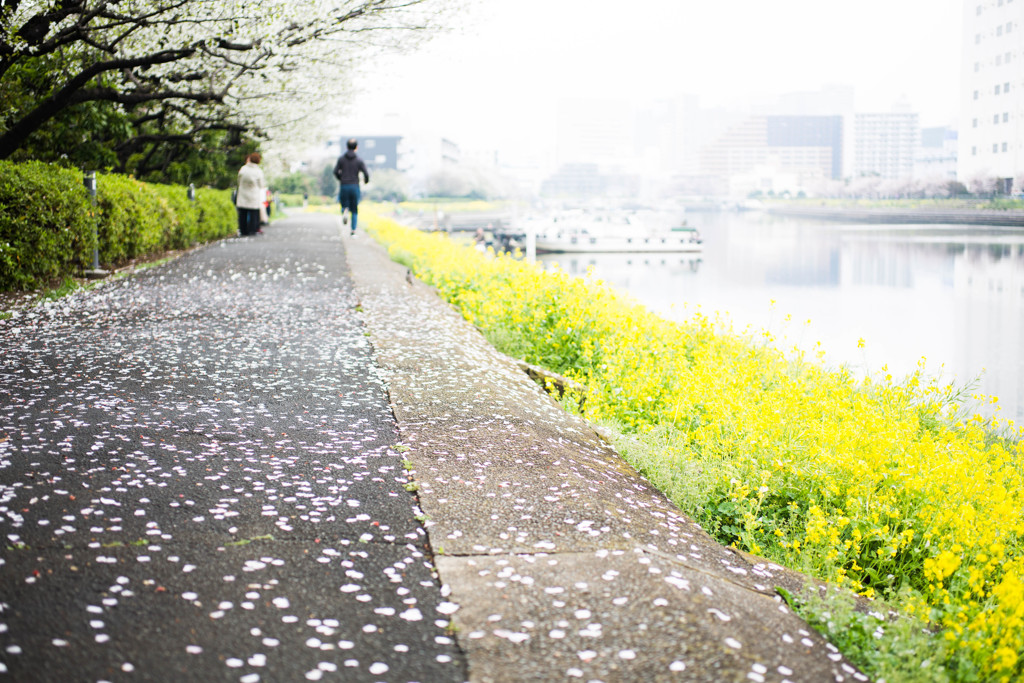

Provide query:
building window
left=997, top=54, right=1003, bottom=65
left=997, top=25, right=1003, bottom=36
left=1003, top=142, right=1008, bottom=152
left=1005, top=112, right=1010, bottom=122
left=976, top=33, right=981, bottom=43
left=976, top=61, right=982, bottom=71
left=996, top=84, right=1002, bottom=94
left=994, top=143, right=999, bottom=153
left=975, top=90, right=980, bottom=99
left=1008, top=22, right=1013, bottom=32
left=972, top=146, right=978, bottom=155
left=995, top=114, right=1000, bottom=123
left=1005, top=82, right=1011, bottom=91
left=1007, top=52, right=1012, bottom=62
left=974, top=118, right=979, bottom=127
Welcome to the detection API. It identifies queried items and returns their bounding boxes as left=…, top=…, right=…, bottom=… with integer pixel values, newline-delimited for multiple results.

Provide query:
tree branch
left=0, top=0, right=450, bottom=163
left=0, top=48, right=194, bottom=159
left=69, top=86, right=225, bottom=107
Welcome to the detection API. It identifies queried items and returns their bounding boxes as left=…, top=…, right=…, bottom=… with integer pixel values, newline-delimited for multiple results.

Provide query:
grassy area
left=364, top=209, right=1024, bottom=683
left=275, top=192, right=334, bottom=207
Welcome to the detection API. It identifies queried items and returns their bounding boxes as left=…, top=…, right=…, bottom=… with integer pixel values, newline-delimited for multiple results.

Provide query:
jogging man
left=333, top=138, right=370, bottom=236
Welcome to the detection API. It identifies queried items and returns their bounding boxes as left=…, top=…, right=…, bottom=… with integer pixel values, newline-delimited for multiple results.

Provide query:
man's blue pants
left=339, top=184, right=360, bottom=231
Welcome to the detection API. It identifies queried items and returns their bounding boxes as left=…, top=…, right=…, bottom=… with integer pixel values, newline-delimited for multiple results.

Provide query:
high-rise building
left=346, top=136, right=402, bottom=171
left=698, top=115, right=843, bottom=186
left=773, top=86, right=856, bottom=178
left=959, top=0, right=1024, bottom=193
left=915, top=127, right=959, bottom=179
left=852, top=112, right=919, bottom=179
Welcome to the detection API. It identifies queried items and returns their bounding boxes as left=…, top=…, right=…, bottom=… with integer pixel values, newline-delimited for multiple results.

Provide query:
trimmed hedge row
left=0, top=160, right=236, bottom=291
left=0, top=161, right=95, bottom=290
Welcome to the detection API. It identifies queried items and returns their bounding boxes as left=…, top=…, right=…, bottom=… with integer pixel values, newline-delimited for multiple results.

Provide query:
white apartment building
left=915, top=127, right=959, bottom=179
left=959, top=0, right=1024, bottom=192
left=853, top=112, right=919, bottom=180
left=698, top=115, right=842, bottom=194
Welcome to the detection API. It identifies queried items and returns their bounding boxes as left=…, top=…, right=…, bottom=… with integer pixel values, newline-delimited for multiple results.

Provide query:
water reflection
left=539, top=211, right=1024, bottom=422
left=542, top=253, right=702, bottom=286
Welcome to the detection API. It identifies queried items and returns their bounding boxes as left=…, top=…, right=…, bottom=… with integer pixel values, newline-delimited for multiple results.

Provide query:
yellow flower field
left=365, top=212, right=1024, bottom=682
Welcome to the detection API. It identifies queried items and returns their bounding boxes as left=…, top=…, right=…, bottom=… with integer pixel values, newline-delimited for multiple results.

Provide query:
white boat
left=531, top=211, right=703, bottom=254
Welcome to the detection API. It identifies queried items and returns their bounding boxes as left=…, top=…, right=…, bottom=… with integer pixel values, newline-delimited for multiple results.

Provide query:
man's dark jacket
left=333, top=151, right=370, bottom=185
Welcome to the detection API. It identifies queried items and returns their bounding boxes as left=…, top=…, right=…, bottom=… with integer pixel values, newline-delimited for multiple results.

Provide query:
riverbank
left=766, top=203, right=1024, bottom=227
left=367, top=209, right=1024, bottom=682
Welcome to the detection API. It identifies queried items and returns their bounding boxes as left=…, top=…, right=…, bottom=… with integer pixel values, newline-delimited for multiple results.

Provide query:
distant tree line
left=783, top=173, right=1024, bottom=201
left=272, top=162, right=516, bottom=202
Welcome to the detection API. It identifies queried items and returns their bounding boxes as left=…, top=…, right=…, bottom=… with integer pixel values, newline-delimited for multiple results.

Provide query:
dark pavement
left=1, top=213, right=868, bottom=682
left=0, top=217, right=465, bottom=681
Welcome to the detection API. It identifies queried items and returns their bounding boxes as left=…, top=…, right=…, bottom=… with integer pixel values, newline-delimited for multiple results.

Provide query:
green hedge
left=0, top=160, right=236, bottom=291
left=96, top=174, right=173, bottom=264
left=150, top=182, right=200, bottom=250
left=0, top=160, right=96, bottom=290
left=194, top=188, right=236, bottom=242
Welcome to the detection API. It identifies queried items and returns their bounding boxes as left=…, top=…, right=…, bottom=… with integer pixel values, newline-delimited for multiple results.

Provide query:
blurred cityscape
left=292, top=1, right=1022, bottom=204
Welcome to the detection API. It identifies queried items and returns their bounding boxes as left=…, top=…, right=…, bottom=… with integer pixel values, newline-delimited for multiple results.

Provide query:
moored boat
left=535, top=229, right=703, bottom=254
left=531, top=211, right=703, bottom=254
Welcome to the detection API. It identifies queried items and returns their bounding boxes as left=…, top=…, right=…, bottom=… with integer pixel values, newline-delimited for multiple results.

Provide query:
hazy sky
left=340, top=0, right=963, bottom=158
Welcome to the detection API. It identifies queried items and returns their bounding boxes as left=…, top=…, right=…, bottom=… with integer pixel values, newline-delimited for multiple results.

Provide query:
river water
left=537, top=211, right=1024, bottom=423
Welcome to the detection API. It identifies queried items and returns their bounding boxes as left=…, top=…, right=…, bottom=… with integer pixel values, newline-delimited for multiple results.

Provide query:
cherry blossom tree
left=0, top=0, right=452, bottom=175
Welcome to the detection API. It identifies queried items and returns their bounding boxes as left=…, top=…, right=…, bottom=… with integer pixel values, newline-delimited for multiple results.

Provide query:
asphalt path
left=0, top=217, right=466, bottom=681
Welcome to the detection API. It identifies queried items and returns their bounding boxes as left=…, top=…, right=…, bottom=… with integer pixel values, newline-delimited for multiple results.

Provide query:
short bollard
left=83, top=171, right=108, bottom=279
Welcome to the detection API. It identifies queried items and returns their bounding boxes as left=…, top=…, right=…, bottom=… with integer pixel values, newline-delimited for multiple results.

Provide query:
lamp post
left=83, top=171, right=108, bottom=278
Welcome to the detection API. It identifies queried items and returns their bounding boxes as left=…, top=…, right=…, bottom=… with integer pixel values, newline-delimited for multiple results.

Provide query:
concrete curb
left=342, top=216, right=868, bottom=683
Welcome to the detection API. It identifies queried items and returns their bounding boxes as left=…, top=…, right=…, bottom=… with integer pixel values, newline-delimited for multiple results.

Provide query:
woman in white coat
left=236, top=152, right=266, bottom=236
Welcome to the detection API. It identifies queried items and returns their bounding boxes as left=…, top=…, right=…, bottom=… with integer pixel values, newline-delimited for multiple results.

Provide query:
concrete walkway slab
left=437, top=551, right=851, bottom=683
left=345, top=214, right=868, bottom=682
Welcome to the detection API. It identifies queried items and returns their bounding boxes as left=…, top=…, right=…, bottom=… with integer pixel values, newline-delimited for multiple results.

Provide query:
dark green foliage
left=1, top=46, right=258, bottom=188
left=319, top=163, right=339, bottom=197
left=271, top=171, right=318, bottom=195
left=0, top=160, right=96, bottom=290
left=125, top=133, right=258, bottom=190
left=0, top=161, right=237, bottom=291
left=2, top=58, right=131, bottom=171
